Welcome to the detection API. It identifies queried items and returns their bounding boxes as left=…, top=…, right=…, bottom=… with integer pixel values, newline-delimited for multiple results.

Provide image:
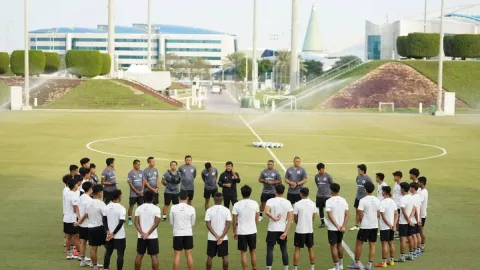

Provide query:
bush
left=443, top=35, right=456, bottom=58
left=453, top=34, right=480, bottom=59
left=406, top=33, right=440, bottom=58
left=10, top=50, right=46, bottom=76
left=396, top=36, right=408, bottom=57
left=44, top=52, right=61, bottom=74
left=100, top=53, right=111, bottom=76
left=0, top=52, right=9, bottom=74
left=66, top=50, right=102, bottom=78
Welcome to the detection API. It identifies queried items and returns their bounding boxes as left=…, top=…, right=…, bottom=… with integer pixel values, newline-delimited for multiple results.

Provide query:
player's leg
left=293, top=246, right=301, bottom=269
left=420, top=218, right=426, bottom=252
left=116, top=239, right=126, bottom=270
left=135, top=238, right=146, bottom=270
left=219, top=241, right=229, bottom=270
left=151, top=254, right=159, bottom=270
left=307, top=234, right=315, bottom=269
left=249, top=234, right=257, bottom=270
left=185, top=236, right=194, bottom=270
left=148, top=239, right=160, bottom=270
left=187, top=190, right=194, bottom=205
left=350, top=199, right=360, bottom=230
left=162, top=193, right=171, bottom=221
left=265, top=232, right=275, bottom=270
left=349, top=229, right=364, bottom=269
left=223, top=194, right=231, bottom=208
left=240, top=250, right=248, bottom=270
left=204, top=189, right=211, bottom=210
left=103, top=241, right=114, bottom=270
left=388, top=239, right=395, bottom=266
left=173, top=250, right=182, bottom=270
left=337, top=233, right=345, bottom=269
left=185, top=249, right=194, bottom=270
left=279, top=237, right=289, bottom=269
left=206, top=240, right=216, bottom=270
left=317, top=197, right=326, bottom=228
left=128, top=197, right=136, bottom=225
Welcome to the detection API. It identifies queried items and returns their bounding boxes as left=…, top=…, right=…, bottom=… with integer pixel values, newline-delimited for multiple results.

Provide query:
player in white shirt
left=325, top=183, right=349, bottom=270
left=391, top=171, right=403, bottom=239
left=409, top=182, right=422, bottom=258
left=394, top=182, right=416, bottom=262
left=134, top=191, right=161, bottom=270
left=205, top=193, right=232, bottom=270
left=232, top=185, right=260, bottom=270
left=376, top=186, right=398, bottom=268
left=418, top=177, right=428, bottom=252
left=103, top=190, right=127, bottom=270
left=79, top=167, right=93, bottom=195
left=375, top=173, right=388, bottom=201
left=348, top=182, right=380, bottom=270
left=264, top=184, right=293, bottom=270
left=63, top=178, right=81, bottom=260
left=76, top=184, right=106, bottom=270
left=293, top=188, right=318, bottom=270
left=77, top=182, right=94, bottom=266
left=170, top=190, right=196, bottom=270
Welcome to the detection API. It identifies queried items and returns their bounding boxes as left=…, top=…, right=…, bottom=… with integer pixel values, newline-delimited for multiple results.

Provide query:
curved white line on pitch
left=85, top=133, right=447, bottom=165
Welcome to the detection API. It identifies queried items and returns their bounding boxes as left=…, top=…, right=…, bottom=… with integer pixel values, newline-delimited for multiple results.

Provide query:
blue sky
left=0, top=0, right=478, bottom=53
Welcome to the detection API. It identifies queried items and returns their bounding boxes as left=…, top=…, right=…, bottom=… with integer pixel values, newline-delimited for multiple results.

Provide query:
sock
left=382, top=258, right=387, bottom=264
left=335, top=261, right=340, bottom=270
left=260, top=212, right=263, bottom=217
left=162, top=215, right=166, bottom=219
left=293, top=266, right=298, bottom=270
left=310, top=263, right=315, bottom=270
left=390, top=257, right=395, bottom=262
left=339, top=258, right=344, bottom=266
left=321, top=218, right=325, bottom=224
left=355, top=259, right=360, bottom=265
left=421, top=244, right=425, bottom=249
left=401, top=253, right=405, bottom=260
left=266, top=267, right=272, bottom=270
left=368, top=261, right=372, bottom=268
left=283, top=266, right=289, bottom=270
left=128, top=216, right=132, bottom=221
left=356, top=224, right=360, bottom=228
left=409, top=251, right=414, bottom=257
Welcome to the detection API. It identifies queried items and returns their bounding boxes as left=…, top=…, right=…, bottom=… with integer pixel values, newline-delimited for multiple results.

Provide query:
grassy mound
left=44, top=80, right=179, bottom=110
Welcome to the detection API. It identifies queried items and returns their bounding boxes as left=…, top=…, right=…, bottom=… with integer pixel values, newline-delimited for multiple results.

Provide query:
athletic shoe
left=128, top=220, right=133, bottom=226
left=374, top=262, right=387, bottom=268
left=393, top=257, right=405, bottom=263
left=319, top=223, right=325, bottom=228
left=80, top=260, right=93, bottom=267
left=406, top=256, right=413, bottom=261
left=388, top=261, right=395, bottom=266
left=328, top=266, right=343, bottom=270
left=66, top=253, right=74, bottom=260
left=363, top=266, right=371, bottom=270
left=84, top=257, right=91, bottom=261
left=347, top=263, right=360, bottom=269
left=349, top=225, right=360, bottom=231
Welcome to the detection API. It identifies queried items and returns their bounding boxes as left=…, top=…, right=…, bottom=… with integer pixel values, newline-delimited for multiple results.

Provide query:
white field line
left=237, top=114, right=362, bottom=268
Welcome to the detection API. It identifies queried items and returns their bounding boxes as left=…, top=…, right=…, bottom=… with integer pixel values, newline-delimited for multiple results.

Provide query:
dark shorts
left=238, top=234, right=257, bottom=251
left=357, top=229, right=378, bottom=243
left=421, top=218, right=426, bottom=227
left=412, top=224, right=419, bottom=234
left=380, top=230, right=395, bottom=242
left=79, top=227, right=89, bottom=240
left=207, top=240, right=229, bottom=257
left=294, top=233, right=314, bottom=248
left=316, top=197, right=328, bottom=208
left=164, top=193, right=179, bottom=206
left=88, top=226, right=106, bottom=247
left=398, top=224, right=413, bottom=237
left=181, top=190, right=194, bottom=201
left=63, top=222, right=79, bottom=235
left=354, top=199, right=360, bottom=209
left=106, top=238, right=126, bottom=250
left=173, top=236, right=194, bottom=251
left=287, top=193, right=301, bottom=205
left=328, top=230, right=344, bottom=245
left=204, top=188, right=218, bottom=199
left=137, top=238, right=159, bottom=255
left=261, top=193, right=275, bottom=203
left=129, top=196, right=144, bottom=206
left=153, top=193, right=159, bottom=205
left=266, top=231, right=287, bottom=246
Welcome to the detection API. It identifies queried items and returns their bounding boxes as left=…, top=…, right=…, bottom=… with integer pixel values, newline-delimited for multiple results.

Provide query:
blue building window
left=166, top=48, right=221, bottom=52
left=72, top=46, right=107, bottom=50
left=118, top=55, right=159, bottom=60
left=31, top=46, right=66, bottom=50
left=115, top=38, right=148, bottom=43
left=115, top=47, right=157, bottom=51
left=367, top=35, right=381, bottom=60
left=72, top=38, right=107, bottom=42
left=180, top=56, right=221, bottom=61
left=165, top=39, right=221, bottom=44
left=30, top=37, right=67, bottom=42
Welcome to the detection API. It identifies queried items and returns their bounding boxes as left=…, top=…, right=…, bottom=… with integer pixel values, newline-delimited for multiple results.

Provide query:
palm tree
left=223, top=52, right=245, bottom=80
left=273, top=50, right=307, bottom=86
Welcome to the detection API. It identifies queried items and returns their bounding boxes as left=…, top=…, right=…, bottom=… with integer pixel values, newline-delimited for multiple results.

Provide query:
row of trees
left=396, top=33, right=480, bottom=59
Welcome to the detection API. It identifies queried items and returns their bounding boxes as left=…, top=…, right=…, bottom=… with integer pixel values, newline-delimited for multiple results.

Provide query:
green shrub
left=443, top=35, right=456, bottom=58
left=10, top=50, right=46, bottom=76
left=396, top=36, right=408, bottom=57
left=66, top=50, right=102, bottom=78
left=100, top=53, right=111, bottom=76
left=406, top=33, right=440, bottom=58
left=453, top=34, right=480, bottom=59
left=0, top=52, right=9, bottom=74
left=44, top=52, right=61, bottom=74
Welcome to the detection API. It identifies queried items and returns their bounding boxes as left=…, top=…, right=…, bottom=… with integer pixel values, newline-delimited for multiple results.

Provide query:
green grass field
left=0, top=110, right=479, bottom=270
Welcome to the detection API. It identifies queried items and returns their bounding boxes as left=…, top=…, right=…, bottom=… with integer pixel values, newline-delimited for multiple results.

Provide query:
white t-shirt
left=62, top=186, right=69, bottom=215
left=170, top=203, right=196, bottom=237
left=87, top=199, right=106, bottom=228
left=377, top=182, right=388, bottom=201
left=135, top=203, right=161, bottom=239
left=79, top=179, right=89, bottom=193
left=392, top=182, right=402, bottom=209
left=379, top=198, right=397, bottom=230
left=293, top=198, right=318, bottom=234
left=205, top=205, right=232, bottom=241
left=78, top=194, right=93, bottom=228
left=266, top=197, right=293, bottom=232
left=325, top=196, right=349, bottom=231
left=63, top=190, right=79, bottom=223
left=412, top=193, right=422, bottom=224
left=232, top=199, right=259, bottom=235
left=358, top=195, right=381, bottom=229
left=399, top=194, right=414, bottom=225
left=103, top=202, right=126, bottom=239
left=419, top=188, right=428, bottom=218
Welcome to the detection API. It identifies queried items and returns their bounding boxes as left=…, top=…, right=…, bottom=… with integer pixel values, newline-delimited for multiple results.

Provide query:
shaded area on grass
left=0, top=81, right=9, bottom=104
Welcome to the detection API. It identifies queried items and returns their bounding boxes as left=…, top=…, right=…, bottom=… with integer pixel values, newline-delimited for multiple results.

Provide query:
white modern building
left=365, top=13, right=480, bottom=60
left=29, top=24, right=237, bottom=69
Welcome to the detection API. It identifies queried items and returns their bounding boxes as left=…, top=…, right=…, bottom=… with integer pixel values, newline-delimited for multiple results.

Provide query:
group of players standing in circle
left=61, top=155, right=429, bottom=270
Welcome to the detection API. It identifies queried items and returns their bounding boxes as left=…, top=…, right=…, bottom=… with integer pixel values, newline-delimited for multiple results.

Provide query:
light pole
left=23, top=0, right=31, bottom=110
left=424, top=0, right=428, bottom=32
left=108, top=0, right=115, bottom=74
left=251, top=0, right=258, bottom=98
left=436, top=0, right=445, bottom=113
left=147, top=0, right=152, bottom=69
left=289, top=0, right=299, bottom=92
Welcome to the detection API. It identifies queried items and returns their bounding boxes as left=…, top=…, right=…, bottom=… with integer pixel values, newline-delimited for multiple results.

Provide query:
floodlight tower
left=108, top=0, right=115, bottom=74
left=147, top=0, right=152, bottom=68
left=289, top=0, right=299, bottom=92
left=22, top=0, right=31, bottom=110
left=251, top=0, right=258, bottom=97
left=436, top=0, right=445, bottom=113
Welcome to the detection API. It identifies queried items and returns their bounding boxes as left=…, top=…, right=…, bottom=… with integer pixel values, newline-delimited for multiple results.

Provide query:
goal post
left=378, top=102, right=395, bottom=112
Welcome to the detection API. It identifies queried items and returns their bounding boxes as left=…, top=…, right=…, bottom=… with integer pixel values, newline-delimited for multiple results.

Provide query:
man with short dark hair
left=77, top=181, right=94, bottom=266
left=103, top=189, right=126, bottom=270
left=170, top=190, right=196, bottom=270
left=375, top=173, right=388, bottom=201
left=161, top=161, right=181, bottom=221
left=218, top=161, right=241, bottom=209
left=80, top=158, right=91, bottom=169
left=293, top=188, right=318, bottom=270
left=314, top=162, right=334, bottom=228
left=326, top=183, right=349, bottom=270
left=64, top=179, right=81, bottom=260
left=418, top=177, right=428, bottom=252
left=101, top=158, right=117, bottom=204
left=205, top=193, right=232, bottom=270
left=409, top=168, right=420, bottom=183
left=128, top=159, right=144, bottom=226
left=134, top=191, right=161, bottom=270
left=285, top=157, right=308, bottom=206
left=179, top=155, right=197, bottom=206
left=232, top=185, right=259, bottom=270
left=202, top=162, right=219, bottom=210
left=258, top=160, right=282, bottom=222
left=394, top=182, right=416, bottom=262
left=89, top=164, right=99, bottom=184
left=264, top=184, right=293, bottom=270
left=144, top=157, right=160, bottom=205
left=79, top=167, right=92, bottom=195
left=350, top=164, right=373, bottom=231
left=376, top=186, right=397, bottom=268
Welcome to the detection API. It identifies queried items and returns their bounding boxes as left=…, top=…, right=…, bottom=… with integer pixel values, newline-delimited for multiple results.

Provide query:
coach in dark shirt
left=218, top=161, right=241, bottom=209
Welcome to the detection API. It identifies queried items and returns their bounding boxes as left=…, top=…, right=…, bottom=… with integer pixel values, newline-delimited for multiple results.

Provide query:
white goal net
left=378, top=102, right=395, bottom=112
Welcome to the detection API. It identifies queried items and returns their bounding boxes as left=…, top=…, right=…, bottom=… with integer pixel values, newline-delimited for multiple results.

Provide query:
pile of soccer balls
left=252, top=142, right=284, bottom=148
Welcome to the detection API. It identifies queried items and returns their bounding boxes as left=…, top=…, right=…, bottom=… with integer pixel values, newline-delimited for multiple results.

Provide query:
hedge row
left=446, top=34, right=480, bottom=59
left=10, top=50, right=46, bottom=76
left=65, top=50, right=111, bottom=78
left=44, top=52, right=61, bottom=74
left=0, top=52, right=8, bottom=74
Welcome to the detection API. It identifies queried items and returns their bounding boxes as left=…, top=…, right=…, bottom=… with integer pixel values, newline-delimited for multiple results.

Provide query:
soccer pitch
left=0, top=110, right=479, bottom=270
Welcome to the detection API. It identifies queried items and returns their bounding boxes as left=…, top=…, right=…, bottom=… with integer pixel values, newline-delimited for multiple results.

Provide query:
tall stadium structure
left=302, top=4, right=325, bottom=55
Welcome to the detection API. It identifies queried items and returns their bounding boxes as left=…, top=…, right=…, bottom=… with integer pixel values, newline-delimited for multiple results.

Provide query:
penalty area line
left=237, top=114, right=362, bottom=268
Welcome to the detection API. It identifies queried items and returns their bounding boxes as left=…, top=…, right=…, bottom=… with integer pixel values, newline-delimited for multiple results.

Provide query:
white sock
left=339, top=258, right=344, bottom=266
left=293, top=266, right=298, bottom=270
left=162, top=215, right=166, bottom=218
left=335, top=262, right=341, bottom=270
left=310, top=264, right=315, bottom=270
left=266, top=267, right=272, bottom=270
left=284, top=266, right=289, bottom=270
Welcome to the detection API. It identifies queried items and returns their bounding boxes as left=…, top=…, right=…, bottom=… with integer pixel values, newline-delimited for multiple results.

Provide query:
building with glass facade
left=29, top=24, right=237, bottom=69
left=365, top=13, right=480, bottom=60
